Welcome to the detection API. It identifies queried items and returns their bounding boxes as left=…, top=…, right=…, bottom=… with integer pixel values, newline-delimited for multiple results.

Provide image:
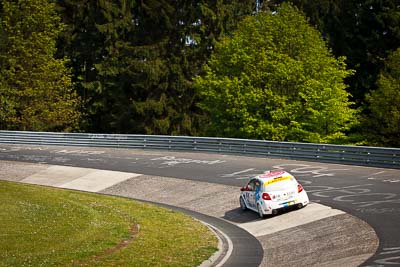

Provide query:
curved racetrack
left=1, top=144, right=399, bottom=266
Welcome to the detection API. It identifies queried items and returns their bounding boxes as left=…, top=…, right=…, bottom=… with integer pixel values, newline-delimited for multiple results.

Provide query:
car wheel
left=239, top=197, right=247, bottom=211
left=257, top=204, right=265, bottom=219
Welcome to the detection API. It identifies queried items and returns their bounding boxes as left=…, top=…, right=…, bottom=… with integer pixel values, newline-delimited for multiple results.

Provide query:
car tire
left=257, top=204, right=265, bottom=219
left=239, top=197, right=247, bottom=211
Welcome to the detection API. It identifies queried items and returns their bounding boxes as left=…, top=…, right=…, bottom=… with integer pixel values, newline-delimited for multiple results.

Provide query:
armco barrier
left=0, top=130, right=399, bottom=169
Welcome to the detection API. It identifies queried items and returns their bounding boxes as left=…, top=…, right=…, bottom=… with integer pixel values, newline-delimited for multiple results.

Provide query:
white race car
left=239, top=170, right=309, bottom=218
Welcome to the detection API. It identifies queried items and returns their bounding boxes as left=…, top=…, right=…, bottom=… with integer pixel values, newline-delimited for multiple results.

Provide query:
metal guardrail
left=0, top=130, right=399, bottom=169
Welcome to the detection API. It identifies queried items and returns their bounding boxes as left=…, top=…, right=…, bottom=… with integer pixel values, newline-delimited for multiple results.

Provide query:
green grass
left=0, top=181, right=218, bottom=266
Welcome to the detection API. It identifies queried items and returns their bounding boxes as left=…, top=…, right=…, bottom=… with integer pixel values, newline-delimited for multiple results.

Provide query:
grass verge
left=0, top=180, right=218, bottom=266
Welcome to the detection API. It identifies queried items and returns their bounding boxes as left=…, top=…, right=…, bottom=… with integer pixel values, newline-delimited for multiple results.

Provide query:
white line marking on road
left=363, top=171, right=386, bottom=178
left=221, top=168, right=256, bottom=178
left=380, top=247, right=400, bottom=255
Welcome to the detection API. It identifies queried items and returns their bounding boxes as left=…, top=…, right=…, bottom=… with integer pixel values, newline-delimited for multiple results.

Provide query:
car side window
left=247, top=179, right=256, bottom=191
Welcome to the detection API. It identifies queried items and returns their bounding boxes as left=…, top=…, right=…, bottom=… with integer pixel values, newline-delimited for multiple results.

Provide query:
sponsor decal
left=264, top=176, right=292, bottom=186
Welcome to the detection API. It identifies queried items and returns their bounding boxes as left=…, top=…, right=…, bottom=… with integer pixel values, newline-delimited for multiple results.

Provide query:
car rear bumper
left=261, top=193, right=309, bottom=215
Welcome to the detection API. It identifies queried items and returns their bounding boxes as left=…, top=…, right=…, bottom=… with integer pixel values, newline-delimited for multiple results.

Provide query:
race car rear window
left=263, top=176, right=296, bottom=191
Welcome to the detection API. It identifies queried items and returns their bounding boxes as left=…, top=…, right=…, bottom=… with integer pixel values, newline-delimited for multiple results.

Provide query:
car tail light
left=298, top=184, right=304, bottom=193
left=262, top=193, right=271, bottom=200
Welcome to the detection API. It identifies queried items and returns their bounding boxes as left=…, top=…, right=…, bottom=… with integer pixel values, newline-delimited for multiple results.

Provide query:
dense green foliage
left=365, top=48, right=400, bottom=147
left=195, top=4, right=357, bottom=143
left=0, top=0, right=398, bottom=146
left=0, top=0, right=80, bottom=131
left=265, top=0, right=400, bottom=105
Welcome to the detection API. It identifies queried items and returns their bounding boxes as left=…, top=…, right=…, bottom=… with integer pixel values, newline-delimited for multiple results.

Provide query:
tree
left=365, top=48, right=400, bottom=147
left=265, top=0, right=400, bottom=105
left=56, top=0, right=255, bottom=135
left=0, top=0, right=81, bottom=131
left=195, top=3, right=358, bottom=143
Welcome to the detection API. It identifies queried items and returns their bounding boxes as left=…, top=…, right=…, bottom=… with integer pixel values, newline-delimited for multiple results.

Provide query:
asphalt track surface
left=1, top=144, right=400, bottom=266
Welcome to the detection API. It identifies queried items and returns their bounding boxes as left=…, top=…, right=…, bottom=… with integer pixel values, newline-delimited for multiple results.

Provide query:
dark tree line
left=56, top=0, right=255, bottom=135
